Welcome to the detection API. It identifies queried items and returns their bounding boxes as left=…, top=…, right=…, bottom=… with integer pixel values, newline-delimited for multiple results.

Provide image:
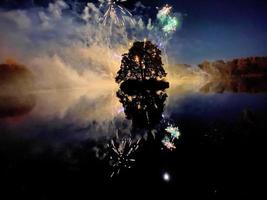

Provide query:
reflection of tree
left=97, top=40, right=170, bottom=177
left=117, top=88, right=168, bottom=129
left=0, top=95, right=36, bottom=118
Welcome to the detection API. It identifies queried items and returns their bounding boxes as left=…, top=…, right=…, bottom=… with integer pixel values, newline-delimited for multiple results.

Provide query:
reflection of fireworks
left=165, top=125, right=180, bottom=139
left=100, top=0, right=133, bottom=26
left=109, top=137, right=141, bottom=177
left=162, top=136, right=176, bottom=151
left=162, top=125, right=180, bottom=151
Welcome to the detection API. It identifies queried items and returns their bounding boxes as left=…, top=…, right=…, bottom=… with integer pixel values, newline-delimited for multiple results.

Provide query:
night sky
left=169, top=0, right=267, bottom=63
left=1, top=0, right=267, bottom=64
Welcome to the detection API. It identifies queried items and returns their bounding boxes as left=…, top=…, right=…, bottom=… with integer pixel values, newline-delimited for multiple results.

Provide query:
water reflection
left=201, top=77, right=267, bottom=93
left=117, top=87, right=168, bottom=129
left=0, top=94, right=36, bottom=119
left=0, top=76, right=266, bottom=197
left=94, top=84, right=172, bottom=176
left=95, top=133, right=141, bottom=177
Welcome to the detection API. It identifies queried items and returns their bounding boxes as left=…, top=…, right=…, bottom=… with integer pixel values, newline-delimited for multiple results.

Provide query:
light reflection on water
left=1, top=82, right=267, bottom=196
left=0, top=84, right=267, bottom=145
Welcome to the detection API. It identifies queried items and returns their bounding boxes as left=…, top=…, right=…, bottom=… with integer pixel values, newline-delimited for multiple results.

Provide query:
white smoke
left=0, top=0, right=132, bottom=91
left=0, top=1, right=189, bottom=92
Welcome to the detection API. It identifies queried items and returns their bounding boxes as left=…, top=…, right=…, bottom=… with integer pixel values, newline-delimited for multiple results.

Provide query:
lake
left=0, top=82, right=266, bottom=198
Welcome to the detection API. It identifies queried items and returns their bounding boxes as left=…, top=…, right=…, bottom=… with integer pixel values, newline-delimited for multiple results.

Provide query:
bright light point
left=163, top=172, right=170, bottom=182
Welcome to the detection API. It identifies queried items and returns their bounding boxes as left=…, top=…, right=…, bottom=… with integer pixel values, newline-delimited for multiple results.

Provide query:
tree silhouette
left=115, top=41, right=167, bottom=83
left=117, top=88, right=167, bottom=129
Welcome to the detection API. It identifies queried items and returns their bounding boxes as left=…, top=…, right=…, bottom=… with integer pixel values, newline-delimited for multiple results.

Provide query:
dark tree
left=115, top=41, right=167, bottom=83
left=117, top=88, right=167, bottom=129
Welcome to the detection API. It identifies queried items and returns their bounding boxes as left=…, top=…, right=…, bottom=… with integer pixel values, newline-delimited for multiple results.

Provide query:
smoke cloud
left=0, top=1, right=206, bottom=144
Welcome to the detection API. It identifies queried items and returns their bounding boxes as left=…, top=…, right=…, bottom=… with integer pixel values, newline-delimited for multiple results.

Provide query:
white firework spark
left=109, top=137, right=141, bottom=177
left=99, top=0, right=133, bottom=26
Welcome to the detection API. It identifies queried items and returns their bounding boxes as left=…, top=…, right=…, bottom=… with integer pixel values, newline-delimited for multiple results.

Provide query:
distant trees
left=115, top=41, right=167, bottom=83
left=199, top=57, right=267, bottom=78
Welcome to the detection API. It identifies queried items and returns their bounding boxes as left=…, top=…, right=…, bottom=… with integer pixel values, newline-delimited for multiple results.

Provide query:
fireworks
left=100, top=0, right=133, bottom=26
left=162, top=136, right=176, bottom=151
left=157, top=4, right=180, bottom=35
left=95, top=135, right=140, bottom=177
left=162, top=125, right=181, bottom=151
left=158, top=4, right=172, bottom=16
left=165, top=125, right=180, bottom=139
left=109, top=137, right=141, bottom=177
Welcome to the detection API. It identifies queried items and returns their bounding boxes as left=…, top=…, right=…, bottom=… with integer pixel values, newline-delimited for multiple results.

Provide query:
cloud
left=0, top=1, right=127, bottom=91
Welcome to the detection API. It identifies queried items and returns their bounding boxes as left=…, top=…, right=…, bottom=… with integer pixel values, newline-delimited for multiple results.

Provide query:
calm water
left=0, top=84, right=266, bottom=198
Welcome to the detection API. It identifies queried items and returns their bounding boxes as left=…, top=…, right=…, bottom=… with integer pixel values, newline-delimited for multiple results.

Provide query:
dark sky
left=112, top=0, right=267, bottom=63
left=122, top=0, right=267, bottom=63
left=1, top=0, right=267, bottom=64
left=166, top=0, right=267, bottom=63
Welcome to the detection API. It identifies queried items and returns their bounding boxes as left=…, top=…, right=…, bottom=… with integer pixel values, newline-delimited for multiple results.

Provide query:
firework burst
left=157, top=4, right=181, bottom=35
left=162, top=136, right=176, bottom=151
left=165, top=125, right=180, bottom=139
left=162, top=125, right=181, bottom=151
left=99, top=0, right=133, bottom=26
left=108, top=136, right=141, bottom=177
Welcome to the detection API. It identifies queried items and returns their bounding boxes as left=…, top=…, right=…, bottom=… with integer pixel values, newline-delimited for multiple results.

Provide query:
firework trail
left=99, top=0, right=133, bottom=26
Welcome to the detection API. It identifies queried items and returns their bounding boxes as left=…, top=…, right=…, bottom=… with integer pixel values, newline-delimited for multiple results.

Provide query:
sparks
left=162, top=125, right=181, bottom=151
left=165, top=125, right=180, bottom=139
left=157, top=4, right=180, bottom=34
left=109, top=137, right=141, bottom=177
left=100, top=0, right=133, bottom=26
left=158, top=4, right=172, bottom=16
left=162, top=136, right=176, bottom=150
